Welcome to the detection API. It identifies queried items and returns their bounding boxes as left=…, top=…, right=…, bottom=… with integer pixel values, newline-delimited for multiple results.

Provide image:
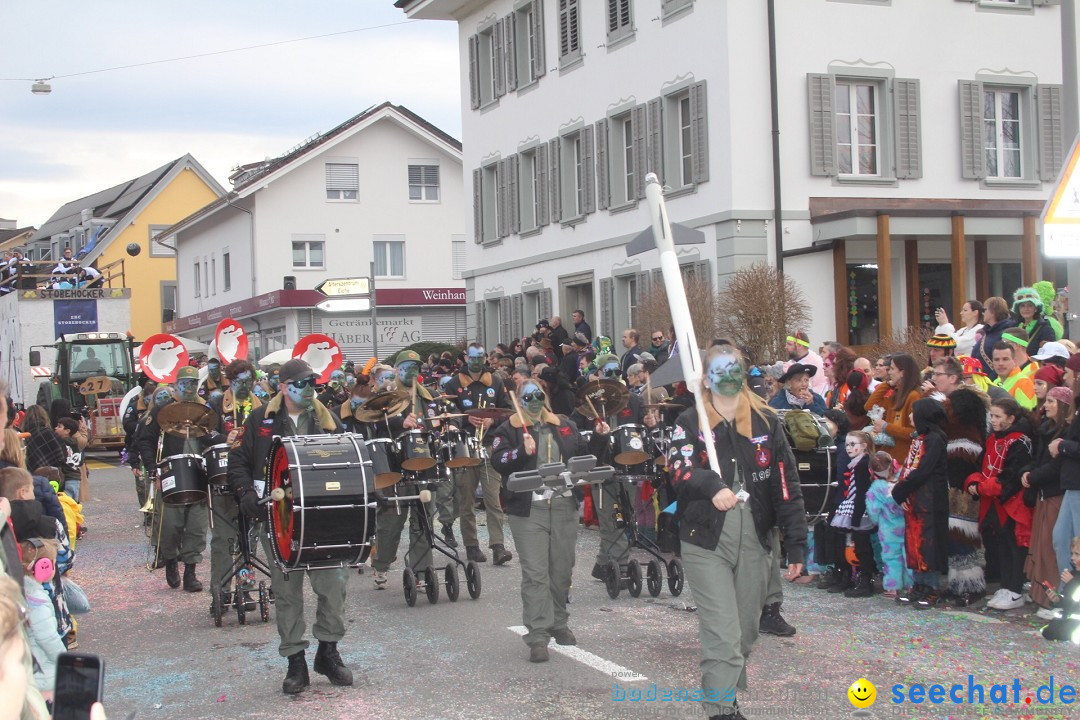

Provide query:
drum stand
left=208, top=502, right=274, bottom=628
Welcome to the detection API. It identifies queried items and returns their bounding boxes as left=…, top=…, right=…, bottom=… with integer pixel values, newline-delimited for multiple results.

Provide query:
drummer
left=135, top=366, right=209, bottom=593
left=317, top=369, right=349, bottom=411
left=579, top=354, right=658, bottom=583
left=430, top=374, right=461, bottom=547
left=199, top=357, right=230, bottom=401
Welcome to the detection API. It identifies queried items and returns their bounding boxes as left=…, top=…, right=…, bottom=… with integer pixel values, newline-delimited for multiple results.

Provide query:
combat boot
left=491, top=544, right=512, bottom=565
left=844, top=572, right=875, bottom=598
left=183, top=563, right=203, bottom=592
left=313, top=641, right=354, bottom=686
left=164, top=559, right=181, bottom=589
left=441, top=525, right=458, bottom=548
left=758, top=602, right=796, bottom=637
left=282, top=651, right=309, bottom=695
left=466, top=545, right=487, bottom=563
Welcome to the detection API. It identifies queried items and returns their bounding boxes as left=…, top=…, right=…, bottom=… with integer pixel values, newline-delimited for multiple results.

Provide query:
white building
left=161, top=103, right=468, bottom=361
left=397, top=0, right=1070, bottom=350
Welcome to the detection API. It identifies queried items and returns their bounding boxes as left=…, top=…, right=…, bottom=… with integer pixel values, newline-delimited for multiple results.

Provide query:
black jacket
left=227, top=393, right=343, bottom=496
left=1056, top=404, right=1080, bottom=492
left=1023, top=419, right=1065, bottom=504
left=668, top=403, right=807, bottom=564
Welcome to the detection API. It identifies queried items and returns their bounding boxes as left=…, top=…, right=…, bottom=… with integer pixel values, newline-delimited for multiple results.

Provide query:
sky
left=0, top=1, right=461, bottom=228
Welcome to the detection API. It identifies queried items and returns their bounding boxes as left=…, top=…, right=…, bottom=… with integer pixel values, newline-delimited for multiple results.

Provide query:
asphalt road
left=68, top=456, right=1079, bottom=720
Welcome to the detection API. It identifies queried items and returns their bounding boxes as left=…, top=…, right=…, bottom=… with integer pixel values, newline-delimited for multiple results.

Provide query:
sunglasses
left=652, top=336, right=663, bottom=341
left=521, top=391, right=546, bottom=403
left=288, top=377, right=318, bottom=389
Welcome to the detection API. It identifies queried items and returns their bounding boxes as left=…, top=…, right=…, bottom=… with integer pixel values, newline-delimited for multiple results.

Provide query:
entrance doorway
left=559, top=272, right=594, bottom=331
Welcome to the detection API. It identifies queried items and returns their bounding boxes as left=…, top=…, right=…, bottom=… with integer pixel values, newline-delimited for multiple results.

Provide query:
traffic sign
left=1042, top=134, right=1080, bottom=258
left=317, top=297, right=371, bottom=313
left=315, top=277, right=370, bottom=297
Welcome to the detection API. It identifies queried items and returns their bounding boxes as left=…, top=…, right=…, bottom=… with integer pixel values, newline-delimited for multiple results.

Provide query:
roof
left=0, top=227, right=35, bottom=253
left=0, top=226, right=34, bottom=244
left=158, top=102, right=461, bottom=241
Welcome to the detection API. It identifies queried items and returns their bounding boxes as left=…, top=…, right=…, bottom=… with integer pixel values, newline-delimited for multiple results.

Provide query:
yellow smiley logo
left=848, top=678, right=876, bottom=709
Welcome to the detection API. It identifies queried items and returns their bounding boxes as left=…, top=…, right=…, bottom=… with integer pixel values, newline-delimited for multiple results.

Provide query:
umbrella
left=258, top=348, right=293, bottom=367
left=648, top=348, right=704, bottom=387
left=173, top=335, right=209, bottom=353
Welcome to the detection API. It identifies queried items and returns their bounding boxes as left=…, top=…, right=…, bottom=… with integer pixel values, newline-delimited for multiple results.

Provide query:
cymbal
left=575, top=379, right=629, bottom=420
left=158, top=401, right=218, bottom=436
left=422, top=412, right=467, bottom=422
left=354, top=390, right=410, bottom=422
left=465, top=407, right=514, bottom=420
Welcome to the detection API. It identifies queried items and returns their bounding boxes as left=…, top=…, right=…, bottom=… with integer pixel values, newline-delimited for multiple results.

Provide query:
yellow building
left=28, top=155, right=225, bottom=340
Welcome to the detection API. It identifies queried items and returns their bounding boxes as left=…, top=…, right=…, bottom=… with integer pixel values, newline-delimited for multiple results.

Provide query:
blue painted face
left=345, top=373, right=356, bottom=388
left=268, top=372, right=280, bottom=392
left=176, top=378, right=198, bottom=402
left=439, top=375, right=453, bottom=391
left=207, top=361, right=221, bottom=381
left=329, top=369, right=345, bottom=389
left=520, top=382, right=546, bottom=415
left=396, top=362, right=419, bottom=387
left=467, top=347, right=486, bottom=374
left=232, top=371, right=253, bottom=398
left=154, top=388, right=173, bottom=407
left=286, top=375, right=317, bottom=409
left=376, top=371, right=395, bottom=391
left=707, top=354, right=744, bottom=397
left=349, top=396, right=364, bottom=410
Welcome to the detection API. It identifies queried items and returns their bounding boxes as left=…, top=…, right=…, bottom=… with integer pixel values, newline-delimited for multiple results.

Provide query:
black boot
left=591, top=562, right=608, bottom=581
left=828, top=570, right=854, bottom=594
left=758, top=602, right=796, bottom=637
left=164, top=559, right=181, bottom=589
left=282, top=651, right=310, bottom=695
left=441, top=525, right=458, bottom=548
left=313, top=641, right=354, bottom=686
left=466, top=546, right=487, bottom=563
left=491, top=544, right=512, bottom=565
left=183, top=563, right=203, bottom=592
left=844, top=572, right=875, bottom=598
left=815, top=567, right=840, bottom=590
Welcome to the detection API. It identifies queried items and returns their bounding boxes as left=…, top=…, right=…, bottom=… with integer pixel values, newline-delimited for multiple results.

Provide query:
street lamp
left=31, top=79, right=52, bottom=95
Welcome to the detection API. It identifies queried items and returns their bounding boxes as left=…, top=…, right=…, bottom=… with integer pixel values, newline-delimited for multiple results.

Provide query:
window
left=292, top=238, right=325, bottom=268
left=601, top=110, right=641, bottom=207
left=560, top=129, right=595, bottom=220
left=984, top=88, right=1022, bottom=178
left=558, top=0, right=582, bottom=66
left=513, top=0, right=545, bottom=88
left=607, top=0, right=633, bottom=44
left=262, top=326, right=288, bottom=355
left=222, top=250, right=231, bottom=292
left=482, top=163, right=499, bottom=242
left=193, top=262, right=201, bottom=297
left=661, top=0, right=693, bottom=19
left=148, top=225, right=176, bottom=257
left=835, top=81, right=880, bottom=176
left=373, top=238, right=405, bottom=278
left=325, top=162, right=358, bottom=200
left=519, top=148, right=541, bottom=232
left=662, top=82, right=709, bottom=189
left=408, top=164, right=440, bottom=201
left=161, top=282, right=177, bottom=322
left=452, top=237, right=466, bottom=280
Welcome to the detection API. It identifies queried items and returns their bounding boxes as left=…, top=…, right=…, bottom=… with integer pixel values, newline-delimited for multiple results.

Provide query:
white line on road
left=507, top=626, right=648, bottom=681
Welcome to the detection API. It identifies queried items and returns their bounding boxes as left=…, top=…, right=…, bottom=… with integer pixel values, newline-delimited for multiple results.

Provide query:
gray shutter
left=689, top=80, right=709, bottom=184
left=647, top=97, right=664, bottom=185
left=635, top=271, right=651, bottom=302
left=496, top=160, right=508, bottom=238
left=532, top=0, right=546, bottom=80
left=693, top=260, right=712, bottom=288
left=549, top=137, right=562, bottom=223
left=632, top=104, right=648, bottom=199
left=499, top=296, right=512, bottom=344
left=468, top=35, right=480, bottom=110
left=599, top=277, right=614, bottom=339
left=651, top=268, right=663, bottom=289
left=807, top=74, right=837, bottom=177
left=507, top=154, right=520, bottom=234
left=505, top=14, right=518, bottom=93
left=472, top=168, right=483, bottom=243
left=511, top=293, right=524, bottom=339
left=475, top=301, right=486, bottom=346
left=582, top=125, right=596, bottom=214
left=539, top=288, right=553, bottom=320
left=958, top=79, right=986, bottom=180
left=1037, top=84, right=1065, bottom=182
left=493, top=20, right=506, bottom=99
left=893, top=78, right=922, bottom=179
left=595, top=119, right=609, bottom=210
left=536, top=143, right=550, bottom=226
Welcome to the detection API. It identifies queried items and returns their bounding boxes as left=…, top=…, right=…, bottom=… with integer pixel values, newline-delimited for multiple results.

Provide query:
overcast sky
left=0, top=1, right=461, bottom=227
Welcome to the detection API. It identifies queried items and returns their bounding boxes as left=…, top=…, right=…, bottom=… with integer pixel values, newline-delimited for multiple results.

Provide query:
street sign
left=1042, top=134, right=1080, bottom=258
left=317, top=297, right=372, bottom=313
left=315, top=277, right=370, bottom=297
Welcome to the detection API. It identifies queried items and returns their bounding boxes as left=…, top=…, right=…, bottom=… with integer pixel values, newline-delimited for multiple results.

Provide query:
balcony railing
left=0, top=258, right=126, bottom=294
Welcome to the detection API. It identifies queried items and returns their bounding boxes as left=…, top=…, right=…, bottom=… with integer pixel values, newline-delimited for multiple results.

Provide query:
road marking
left=86, top=459, right=116, bottom=470
left=507, top=626, right=648, bottom=681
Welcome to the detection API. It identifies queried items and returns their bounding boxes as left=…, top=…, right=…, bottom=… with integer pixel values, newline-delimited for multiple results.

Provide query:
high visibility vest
left=997, top=369, right=1037, bottom=410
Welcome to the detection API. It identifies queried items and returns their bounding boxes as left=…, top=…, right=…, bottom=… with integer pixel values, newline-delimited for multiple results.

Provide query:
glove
left=238, top=489, right=262, bottom=519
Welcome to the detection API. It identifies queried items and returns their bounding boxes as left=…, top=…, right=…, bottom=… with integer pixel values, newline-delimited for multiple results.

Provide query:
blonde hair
left=0, top=467, right=32, bottom=501
left=0, top=575, right=21, bottom=645
left=20, top=537, right=59, bottom=568
left=0, top=429, right=24, bottom=469
left=1072, top=536, right=1080, bottom=554
left=846, top=431, right=876, bottom=455
left=700, top=345, right=773, bottom=424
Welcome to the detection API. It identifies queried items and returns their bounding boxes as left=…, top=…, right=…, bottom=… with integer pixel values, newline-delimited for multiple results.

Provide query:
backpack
left=783, top=409, right=824, bottom=452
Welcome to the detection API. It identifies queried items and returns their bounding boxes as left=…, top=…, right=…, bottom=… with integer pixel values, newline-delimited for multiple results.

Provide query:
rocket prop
left=292, top=334, right=343, bottom=384
left=214, top=318, right=248, bottom=364
left=628, top=173, right=721, bottom=478
left=139, top=333, right=189, bottom=384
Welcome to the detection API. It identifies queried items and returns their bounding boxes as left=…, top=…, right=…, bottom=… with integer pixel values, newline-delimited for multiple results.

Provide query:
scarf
left=785, top=389, right=808, bottom=408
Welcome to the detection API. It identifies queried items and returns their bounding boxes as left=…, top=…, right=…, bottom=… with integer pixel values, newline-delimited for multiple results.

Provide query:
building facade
left=162, top=103, right=467, bottom=362
left=398, top=0, right=1070, bottom=349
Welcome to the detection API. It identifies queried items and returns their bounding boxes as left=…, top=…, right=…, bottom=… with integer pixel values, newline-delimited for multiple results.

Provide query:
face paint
left=345, top=373, right=356, bottom=388
left=154, top=388, right=173, bottom=407
left=520, top=382, right=546, bottom=415
left=286, top=376, right=317, bottom=409
left=396, top=362, right=419, bottom=387
left=176, top=378, right=198, bottom=402
left=209, top=389, right=224, bottom=407
left=707, top=354, right=745, bottom=397
left=208, top=362, right=221, bottom=381
left=467, top=347, right=486, bottom=374
left=232, top=371, right=254, bottom=398
left=350, top=396, right=364, bottom=410
left=329, top=370, right=345, bottom=389
left=600, top=363, right=622, bottom=380
left=268, top=373, right=280, bottom=392
left=439, top=376, right=453, bottom=391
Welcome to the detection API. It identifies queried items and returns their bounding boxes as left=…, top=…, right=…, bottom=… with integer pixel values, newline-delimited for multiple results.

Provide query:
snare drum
left=265, top=433, right=376, bottom=572
left=396, top=429, right=437, bottom=472
left=442, top=428, right=482, bottom=468
left=202, top=443, right=231, bottom=490
left=613, top=424, right=650, bottom=466
left=158, top=454, right=207, bottom=505
left=365, top=438, right=402, bottom=487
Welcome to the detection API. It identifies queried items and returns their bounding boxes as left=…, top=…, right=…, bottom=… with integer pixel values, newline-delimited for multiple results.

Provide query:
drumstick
left=584, top=394, right=601, bottom=421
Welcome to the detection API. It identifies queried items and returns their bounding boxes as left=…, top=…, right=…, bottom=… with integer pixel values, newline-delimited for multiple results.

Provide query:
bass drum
left=264, top=433, right=376, bottom=572
left=158, top=454, right=207, bottom=505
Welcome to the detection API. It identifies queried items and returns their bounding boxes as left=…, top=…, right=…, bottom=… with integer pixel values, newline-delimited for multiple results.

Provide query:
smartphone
left=52, top=652, right=104, bottom=720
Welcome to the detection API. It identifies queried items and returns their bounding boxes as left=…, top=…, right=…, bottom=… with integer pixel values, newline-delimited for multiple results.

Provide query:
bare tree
left=714, top=263, right=810, bottom=364
left=868, top=326, right=935, bottom=364
left=635, top=273, right=718, bottom=349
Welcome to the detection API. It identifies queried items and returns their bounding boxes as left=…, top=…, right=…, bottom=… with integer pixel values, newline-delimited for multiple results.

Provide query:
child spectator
left=1041, top=537, right=1080, bottom=642
left=19, top=537, right=65, bottom=698
left=53, top=417, right=83, bottom=503
left=866, top=451, right=912, bottom=598
left=830, top=430, right=877, bottom=598
left=814, top=408, right=851, bottom=588
left=1024, top=385, right=1070, bottom=617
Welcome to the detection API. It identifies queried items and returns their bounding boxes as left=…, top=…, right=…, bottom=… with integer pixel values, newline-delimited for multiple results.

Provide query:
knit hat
left=926, top=333, right=957, bottom=350
left=957, top=355, right=985, bottom=377
left=1012, top=286, right=1044, bottom=313
left=1067, top=353, right=1080, bottom=374
left=1048, top=386, right=1073, bottom=407
left=1034, top=364, right=1064, bottom=387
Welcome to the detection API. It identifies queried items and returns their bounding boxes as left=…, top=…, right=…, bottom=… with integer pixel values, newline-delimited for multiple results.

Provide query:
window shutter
left=807, top=74, right=837, bottom=176
left=693, top=260, right=712, bottom=289
left=599, top=278, right=614, bottom=338
left=500, top=296, right=512, bottom=344
left=325, top=163, right=359, bottom=191
left=569, top=0, right=581, bottom=54
left=958, top=80, right=986, bottom=180
left=497, top=159, right=509, bottom=238
left=507, top=154, right=520, bottom=234
left=469, top=35, right=481, bottom=110
left=632, top=104, right=648, bottom=199
left=647, top=97, right=664, bottom=186
left=539, top=288, right=553, bottom=320
left=689, top=81, right=709, bottom=184
left=559, top=0, right=570, bottom=57
left=651, top=268, right=663, bottom=289
left=472, top=168, right=483, bottom=243
left=511, top=294, right=524, bottom=340
left=493, top=20, right=506, bottom=98
left=537, top=143, right=550, bottom=227
left=532, top=0, right=546, bottom=80
left=582, top=125, right=596, bottom=214
left=475, top=301, right=486, bottom=346
left=1037, top=84, right=1065, bottom=182
left=549, top=137, right=562, bottom=223
left=893, top=78, right=922, bottom=179
left=635, top=271, right=651, bottom=300
left=595, top=120, right=610, bottom=210
left=452, top=240, right=466, bottom=280
left=505, top=14, right=518, bottom=93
